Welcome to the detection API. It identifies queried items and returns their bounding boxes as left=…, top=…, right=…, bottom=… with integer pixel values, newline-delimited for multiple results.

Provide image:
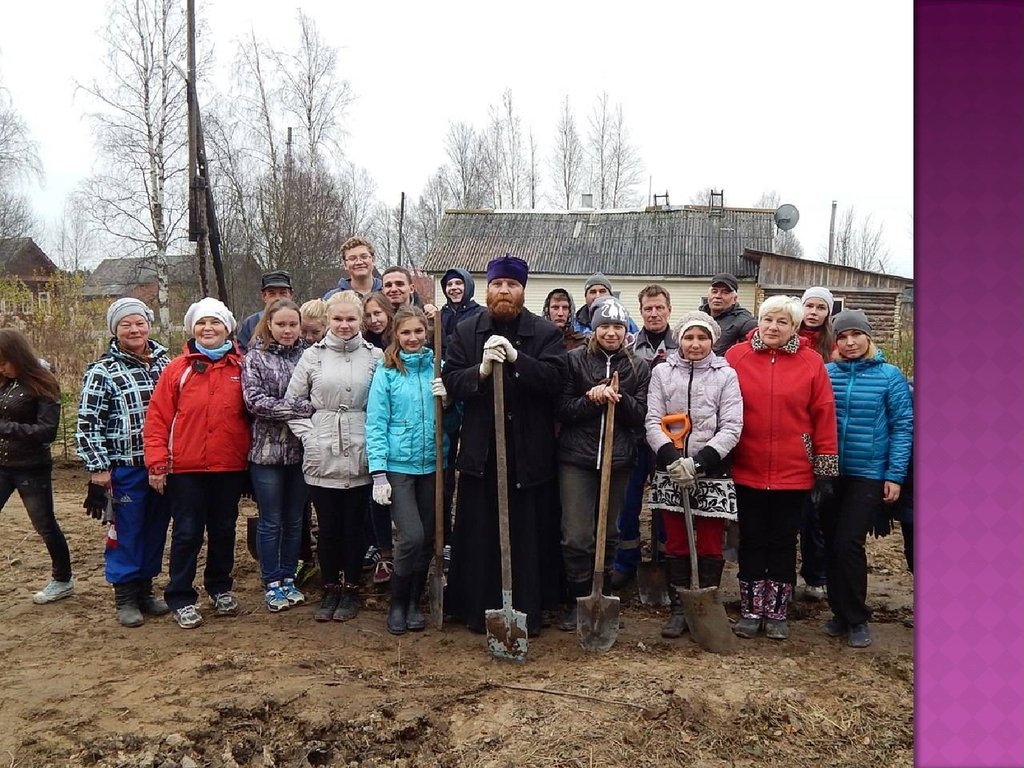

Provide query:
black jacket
left=557, top=345, right=649, bottom=471
left=0, top=379, right=60, bottom=468
left=699, top=301, right=757, bottom=355
left=442, top=308, right=567, bottom=489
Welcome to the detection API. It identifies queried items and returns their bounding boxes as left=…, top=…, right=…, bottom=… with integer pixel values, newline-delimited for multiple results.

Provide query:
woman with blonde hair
left=724, top=295, right=838, bottom=640
left=287, top=291, right=383, bottom=621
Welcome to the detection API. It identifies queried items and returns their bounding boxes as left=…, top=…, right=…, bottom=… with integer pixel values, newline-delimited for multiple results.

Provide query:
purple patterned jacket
left=241, top=340, right=314, bottom=466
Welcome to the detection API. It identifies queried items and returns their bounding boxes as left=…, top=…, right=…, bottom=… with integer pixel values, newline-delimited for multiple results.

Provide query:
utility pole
left=397, top=192, right=406, bottom=267
left=827, top=200, right=838, bottom=263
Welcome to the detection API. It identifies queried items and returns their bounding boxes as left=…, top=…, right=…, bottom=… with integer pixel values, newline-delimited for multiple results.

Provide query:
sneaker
left=443, top=544, right=452, bottom=570
left=295, top=559, right=319, bottom=587
left=803, top=584, right=827, bottom=601
left=174, top=604, right=204, bottom=629
left=848, top=623, right=872, bottom=648
left=823, top=616, right=848, bottom=637
left=373, top=559, right=394, bottom=585
left=33, top=578, right=75, bottom=605
left=362, top=545, right=381, bottom=571
left=264, top=582, right=290, bottom=613
left=281, top=578, right=305, bottom=606
left=212, top=591, right=240, bottom=616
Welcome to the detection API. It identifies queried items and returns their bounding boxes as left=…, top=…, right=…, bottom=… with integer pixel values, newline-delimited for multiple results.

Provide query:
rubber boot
left=136, top=578, right=170, bottom=616
left=386, top=573, right=412, bottom=635
left=113, top=582, right=144, bottom=628
left=734, top=579, right=765, bottom=638
left=661, top=557, right=689, bottom=638
left=406, top=571, right=427, bottom=631
left=558, top=580, right=590, bottom=631
left=763, top=580, right=793, bottom=640
left=697, top=556, right=725, bottom=590
left=314, top=584, right=341, bottom=622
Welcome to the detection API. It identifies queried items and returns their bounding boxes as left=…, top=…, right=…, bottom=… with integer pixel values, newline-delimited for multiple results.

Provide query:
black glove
left=871, top=506, right=893, bottom=538
left=810, top=477, right=835, bottom=509
left=656, top=443, right=683, bottom=470
left=83, top=482, right=108, bottom=521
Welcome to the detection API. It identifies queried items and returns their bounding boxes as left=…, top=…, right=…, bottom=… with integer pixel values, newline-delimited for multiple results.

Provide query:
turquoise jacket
left=366, top=348, right=454, bottom=475
left=826, top=349, right=913, bottom=484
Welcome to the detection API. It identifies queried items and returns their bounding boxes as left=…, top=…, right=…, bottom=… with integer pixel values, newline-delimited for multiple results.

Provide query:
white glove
left=667, top=457, right=697, bottom=489
left=431, top=376, right=449, bottom=406
left=479, top=345, right=506, bottom=378
left=372, top=475, right=392, bottom=505
left=484, top=334, right=518, bottom=363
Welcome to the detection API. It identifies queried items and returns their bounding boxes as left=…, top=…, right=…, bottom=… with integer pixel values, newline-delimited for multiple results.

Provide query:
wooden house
left=0, top=238, right=59, bottom=313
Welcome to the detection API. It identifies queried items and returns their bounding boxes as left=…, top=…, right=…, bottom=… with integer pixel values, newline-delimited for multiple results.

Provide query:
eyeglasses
left=345, top=255, right=372, bottom=263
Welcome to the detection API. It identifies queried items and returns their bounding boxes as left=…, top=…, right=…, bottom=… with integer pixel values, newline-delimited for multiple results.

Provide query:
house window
left=36, top=291, right=51, bottom=314
left=831, top=298, right=845, bottom=315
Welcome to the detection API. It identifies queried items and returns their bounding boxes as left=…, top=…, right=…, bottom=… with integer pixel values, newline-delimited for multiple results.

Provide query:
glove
left=431, top=377, right=448, bottom=401
left=484, top=335, right=518, bottom=363
left=372, top=474, right=392, bottom=505
left=667, top=457, right=697, bottom=489
left=479, top=345, right=506, bottom=378
left=83, top=482, right=108, bottom=521
left=810, top=477, right=835, bottom=509
left=871, top=506, right=893, bottom=538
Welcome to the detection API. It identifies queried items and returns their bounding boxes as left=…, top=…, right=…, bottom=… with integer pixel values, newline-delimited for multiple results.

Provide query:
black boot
left=333, top=583, right=361, bottom=621
left=697, top=556, right=725, bottom=590
left=114, top=582, right=144, bottom=628
left=387, top=573, right=412, bottom=635
left=661, top=558, right=689, bottom=638
left=136, top=578, right=170, bottom=616
left=314, top=584, right=341, bottom=622
left=558, top=580, right=591, bottom=631
left=406, top=571, right=427, bottom=631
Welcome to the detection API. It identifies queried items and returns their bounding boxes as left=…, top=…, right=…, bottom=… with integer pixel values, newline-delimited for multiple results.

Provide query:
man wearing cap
left=442, top=254, right=568, bottom=637
left=236, top=270, right=295, bottom=352
left=573, top=272, right=639, bottom=336
left=699, top=272, right=757, bottom=356
left=76, top=298, right=172, bottom=627
left=324, top=235, right=384, bottom=300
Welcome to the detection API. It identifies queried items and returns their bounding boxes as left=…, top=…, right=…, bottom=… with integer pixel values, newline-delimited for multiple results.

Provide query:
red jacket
left=144, top=342, right=250, bottom=474
left=725, top=331, right=838, bottom=490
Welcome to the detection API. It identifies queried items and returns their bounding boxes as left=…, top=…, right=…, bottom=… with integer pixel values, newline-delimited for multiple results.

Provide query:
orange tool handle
left=660, top=413, right=692, bottom=450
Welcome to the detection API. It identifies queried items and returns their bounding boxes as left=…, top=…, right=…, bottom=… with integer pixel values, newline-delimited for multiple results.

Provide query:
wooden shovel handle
left=592, top=372, right=620, bottom=595
left=433, top=317, right=444, bottom=560
left=493, top=363, right=513, bottom=598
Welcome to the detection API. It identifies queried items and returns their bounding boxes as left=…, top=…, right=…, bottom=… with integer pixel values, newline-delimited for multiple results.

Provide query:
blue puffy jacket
left=826, top=350, right=913, bottom=484
left=366, top=348, right=453, bottom=475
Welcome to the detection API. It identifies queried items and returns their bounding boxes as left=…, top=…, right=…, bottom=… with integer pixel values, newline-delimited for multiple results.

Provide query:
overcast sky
left=0, top=0, right=913, bottom=277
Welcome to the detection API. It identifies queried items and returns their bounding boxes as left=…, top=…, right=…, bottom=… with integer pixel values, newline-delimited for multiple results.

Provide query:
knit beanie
left=584, top=272, right=614, bottom=295
left=106, top=297, right=153, bottom=336
left=673, top=310, right=721, bottom=344
left=589, top=297, right=630, bottom=328
left=184, top=297, right=237, bottom=334
left=486, top=254, right=529, bottom=286
left=832, top=309, right=872, bottom=337
left=801, top=287, right=835, bottom=314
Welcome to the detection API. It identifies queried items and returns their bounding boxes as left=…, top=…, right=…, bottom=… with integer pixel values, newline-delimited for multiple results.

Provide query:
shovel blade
left=679, top=586, right=737, bottom=654
left=427, top=556, right=445, bottom=630
left=485, top=605, right=529, bottom=662
left=576, top=593, right=621, bottom=653
left=636, top=562, right=670, bottom=607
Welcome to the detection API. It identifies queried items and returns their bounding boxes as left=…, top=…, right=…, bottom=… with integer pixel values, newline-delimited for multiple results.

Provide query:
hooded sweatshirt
left=543, top=288, right=588, bottom=351
left=439, top=268, right=485, bottom=345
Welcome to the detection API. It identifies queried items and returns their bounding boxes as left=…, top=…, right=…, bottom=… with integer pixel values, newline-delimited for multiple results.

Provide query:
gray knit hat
left=589, top=297, right=630, bottom=328
left=832, top=309, right=872, bottom=337
left=801, top=286, right=835, bottom=314
left=106, top=297, right=153, bottom=336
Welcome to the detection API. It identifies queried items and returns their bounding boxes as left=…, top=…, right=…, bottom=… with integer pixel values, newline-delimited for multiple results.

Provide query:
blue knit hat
left=486, top=254, right=528, bottom=286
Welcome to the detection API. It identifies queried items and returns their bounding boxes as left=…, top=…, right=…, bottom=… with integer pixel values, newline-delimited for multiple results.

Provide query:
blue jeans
left=251, top=463, right=306, bottom=585
left=612, top=446, right=652, bottom=574
left=106, top=466, right=170, bottom=584
left=0, top=466, right=71, bottom=582
left=165, top=472, right=245, bottom=611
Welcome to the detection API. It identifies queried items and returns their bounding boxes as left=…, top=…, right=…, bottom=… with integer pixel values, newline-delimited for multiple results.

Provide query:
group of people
left=0, top=237, right=913, bottom=650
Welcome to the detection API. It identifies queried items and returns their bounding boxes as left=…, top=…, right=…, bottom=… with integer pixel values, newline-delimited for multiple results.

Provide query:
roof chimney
left=580, top=193, right=594, bottom=208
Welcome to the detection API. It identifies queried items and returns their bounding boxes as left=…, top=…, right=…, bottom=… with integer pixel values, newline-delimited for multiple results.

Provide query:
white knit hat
left=106, top=297, right=153, bottom=336
left=801, top=286, right=835, bottom=314
left=184, top=297, right=236, bottom=334
left=673, top=310, right=721, bottom=344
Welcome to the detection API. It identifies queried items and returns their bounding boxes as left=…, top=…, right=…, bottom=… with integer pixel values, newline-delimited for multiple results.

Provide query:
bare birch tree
left=607, top=104, right=643, bottom=207
left=587, top=92, right=613, bottom=208
left=443, top=121, right=488, bottom=208
left=0, top=80, right=42, bottom=238
left=50, top=192, right=99, bottom=272
left=78, top=0, right=189, bottom=328
left=824, top=206, right=891, bottom=272
left=551, top=96, right=584, bottom=209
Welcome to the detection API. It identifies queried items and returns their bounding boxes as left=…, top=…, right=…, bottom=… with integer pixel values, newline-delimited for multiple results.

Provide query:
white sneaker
left=33, top=578, right=74, bottom=604
left=804, top=584, right=827, bottom=601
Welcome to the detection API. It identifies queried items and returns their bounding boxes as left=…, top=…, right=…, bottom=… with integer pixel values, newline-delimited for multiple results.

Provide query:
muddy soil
left=0, top=462, right=914, bottom=768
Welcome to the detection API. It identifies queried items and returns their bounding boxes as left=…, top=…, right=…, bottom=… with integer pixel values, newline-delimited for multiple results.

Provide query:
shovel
left=484, top=362, right=528, bottom=661
left=428, top=319, right=446, bottom=629
left=661, top=414, right=736, bottom=654
left=577, top=372, right=622, bottom=652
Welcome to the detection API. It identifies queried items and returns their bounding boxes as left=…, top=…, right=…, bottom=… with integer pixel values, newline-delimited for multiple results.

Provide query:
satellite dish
left=774, top=203, right=800, bottom=231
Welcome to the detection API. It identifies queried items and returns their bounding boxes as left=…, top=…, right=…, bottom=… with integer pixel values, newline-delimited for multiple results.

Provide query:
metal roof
left=421, top=207, right=774, bottom=278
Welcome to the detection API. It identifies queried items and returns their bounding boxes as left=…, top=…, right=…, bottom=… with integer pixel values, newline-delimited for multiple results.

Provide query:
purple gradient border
left=916, top=2, right=1024, bottom=766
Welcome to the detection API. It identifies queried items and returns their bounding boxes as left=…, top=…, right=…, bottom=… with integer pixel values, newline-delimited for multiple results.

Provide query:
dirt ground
left=0, top=461, right=914, bottom=768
